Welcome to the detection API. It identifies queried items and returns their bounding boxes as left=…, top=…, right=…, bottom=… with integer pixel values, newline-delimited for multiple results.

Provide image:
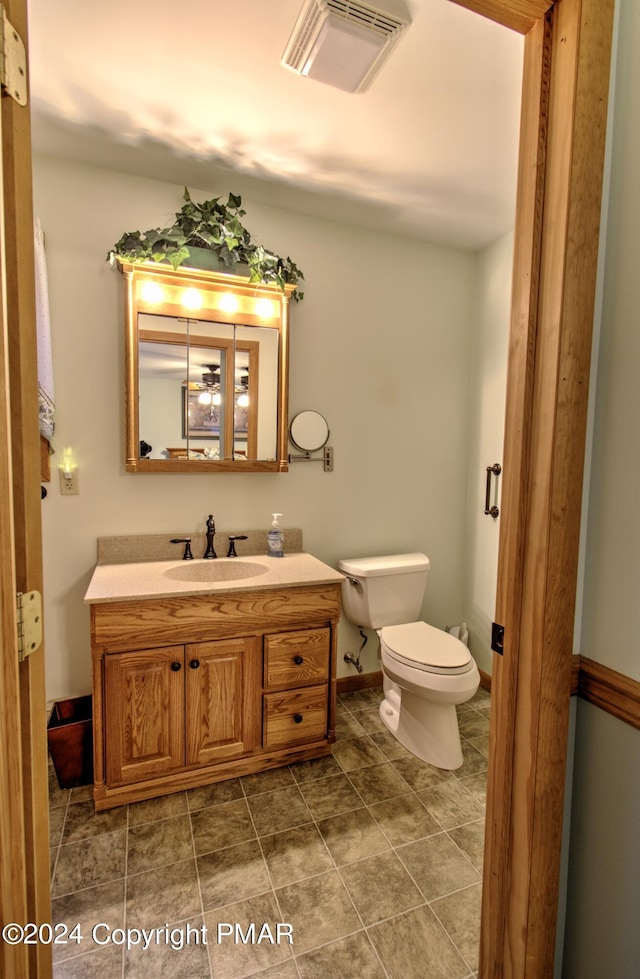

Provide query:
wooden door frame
left=1, top=0, right=52, bottom=975
left=452, top=0, right=615, bottom=974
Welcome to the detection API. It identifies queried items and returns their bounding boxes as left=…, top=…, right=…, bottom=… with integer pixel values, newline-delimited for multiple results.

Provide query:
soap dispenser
left=267, top=513, right=284, bottom=558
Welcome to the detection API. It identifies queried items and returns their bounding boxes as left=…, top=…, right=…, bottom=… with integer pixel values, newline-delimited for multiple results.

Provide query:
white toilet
left=338, top=552, right=480, bottom=770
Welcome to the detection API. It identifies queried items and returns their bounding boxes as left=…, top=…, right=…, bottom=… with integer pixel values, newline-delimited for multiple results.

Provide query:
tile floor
left=48, top=686, right=490, bottom=979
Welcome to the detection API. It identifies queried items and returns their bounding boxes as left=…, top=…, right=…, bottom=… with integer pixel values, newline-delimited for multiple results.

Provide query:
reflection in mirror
left=120, top=261, right=294, bottom=472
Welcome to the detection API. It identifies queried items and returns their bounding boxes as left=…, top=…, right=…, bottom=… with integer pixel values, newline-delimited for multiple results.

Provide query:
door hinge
left=17, top=590, right=43, bottom=661
left=0, top=5, right=27, bottom=105
left=491, top=621, right=505, bottom=656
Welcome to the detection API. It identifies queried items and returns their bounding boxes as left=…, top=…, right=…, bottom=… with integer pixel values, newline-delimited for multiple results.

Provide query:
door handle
left=484, top=463, right=501, bottom=518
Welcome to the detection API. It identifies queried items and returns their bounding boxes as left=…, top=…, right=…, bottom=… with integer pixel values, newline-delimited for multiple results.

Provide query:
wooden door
left=0, top=0, right=52, bottom=976
left=104, top=646, right=185, bottom=784
left=451, top=0, right=615, bottom=974
left=185, top=637, right=253, bottom=765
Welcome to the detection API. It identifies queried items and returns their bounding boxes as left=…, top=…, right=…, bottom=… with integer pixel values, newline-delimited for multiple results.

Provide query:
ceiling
left=26, top=0, right=524, bottom=251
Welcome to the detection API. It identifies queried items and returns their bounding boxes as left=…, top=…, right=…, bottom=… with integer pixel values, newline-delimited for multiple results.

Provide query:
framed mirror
left=119, top=260, right=294, bottom=472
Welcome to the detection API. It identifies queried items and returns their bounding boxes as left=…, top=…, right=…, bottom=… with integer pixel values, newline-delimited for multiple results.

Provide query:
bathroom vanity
left=85, top=538, right=343, bottom=810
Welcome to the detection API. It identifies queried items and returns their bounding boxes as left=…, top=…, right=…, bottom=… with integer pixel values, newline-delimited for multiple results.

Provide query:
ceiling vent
left=281, top=0, right=410, bottom=94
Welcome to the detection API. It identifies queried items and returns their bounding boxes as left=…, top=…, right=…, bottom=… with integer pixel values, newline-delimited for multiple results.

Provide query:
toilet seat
left=380, top=621, right=473, bottom=675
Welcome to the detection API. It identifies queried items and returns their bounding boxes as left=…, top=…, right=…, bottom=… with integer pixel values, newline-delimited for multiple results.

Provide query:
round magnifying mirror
left=289, top=411, right=330, bottom=452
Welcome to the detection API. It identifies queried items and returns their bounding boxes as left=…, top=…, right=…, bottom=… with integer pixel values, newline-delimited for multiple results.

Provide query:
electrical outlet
left=59, top=468, right=79, bottom=495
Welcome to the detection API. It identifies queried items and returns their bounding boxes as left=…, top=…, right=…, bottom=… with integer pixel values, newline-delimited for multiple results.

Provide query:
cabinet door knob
left=293, top=713, right=303, bottom=724
left=171, top=661, right=182, bottom=672
left=293, top=655, right=304, bottom=665
left=190, top=659, right=200, bottom=669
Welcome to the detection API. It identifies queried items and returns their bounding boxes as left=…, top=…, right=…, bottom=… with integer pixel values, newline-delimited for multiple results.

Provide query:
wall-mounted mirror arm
left=288, top=445, right=334, bottom=472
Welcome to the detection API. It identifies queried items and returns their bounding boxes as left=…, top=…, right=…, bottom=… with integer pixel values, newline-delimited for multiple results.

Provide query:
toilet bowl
left=378, top=621, right=479, bottom=769
left=338, top=553, right=480, bottom=770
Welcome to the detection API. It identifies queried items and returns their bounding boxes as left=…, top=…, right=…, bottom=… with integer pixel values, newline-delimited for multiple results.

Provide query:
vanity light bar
left=136, top=279, right=278, bottom=320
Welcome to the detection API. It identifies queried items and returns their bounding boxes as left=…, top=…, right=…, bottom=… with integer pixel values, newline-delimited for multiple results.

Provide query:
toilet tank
left=338, top=553, right=430, bottom=629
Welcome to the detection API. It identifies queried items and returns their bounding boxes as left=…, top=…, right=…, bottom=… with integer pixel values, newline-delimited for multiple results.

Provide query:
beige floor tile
left=52, top=830, right=126, bottom=898
left=331, top=736, right=386, bottom=773
left=340, top=850, right=424, bottom=925
left=317, top=807, right=389, bottom=866
left=128, top=790, right=188, bottom=824
left=416, top=779, right=485, bottom=829
left=369, top=904, right=469, bottom=979
left=127, top=813, right=194, bottom=874
left=347, top=761, right=412, bottom=804
left=296, top=930, right=386, bottom=978
left=124, top=915, right=210, bottom=978
left=51, top=879, right=124, bottom=963
left=52, top=943, right=122, bottom=978
left=432, top=882, right=482, bottom=972
left=397, top=833, right=480, bottom=901
left=298, top=772, right=363, bottom=819
left=246, top=785, right=312, bottom=836
left=190, top=797, right=255, bottom=856
left=62, top=800, right=127, bottom=844
left=197, top=839, right=270, bottom=910
left=369, top=792, right=441, bottom=846
left=289, top=754, right=342, bottom=782
left=126, top=857, right=201, bottom=929
left=275, top=870, right=361, bottom=954
left=206, top=891, right=294, bottom=978
left=241, top=765, right=295, bottom=797
left=449, top=819, right=486, bottom=871
left=261, top=822, right=334, bottom=887
left=186, top=778, right=243, bottom=812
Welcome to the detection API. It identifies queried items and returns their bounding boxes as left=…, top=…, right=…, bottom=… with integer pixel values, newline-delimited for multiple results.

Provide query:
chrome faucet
left=203, top=514, right=217, bottom=559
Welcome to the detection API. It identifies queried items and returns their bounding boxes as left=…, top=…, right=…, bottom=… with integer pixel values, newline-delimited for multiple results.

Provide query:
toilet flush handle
left=345, top=576, right=361, bottom=588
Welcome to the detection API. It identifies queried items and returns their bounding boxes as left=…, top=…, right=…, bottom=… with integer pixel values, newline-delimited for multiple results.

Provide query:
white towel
left=34, top=219, right=55, bottom=441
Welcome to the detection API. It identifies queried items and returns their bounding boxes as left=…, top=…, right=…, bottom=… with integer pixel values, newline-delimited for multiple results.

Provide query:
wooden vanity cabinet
left=90, top=583, right=340, bottom=810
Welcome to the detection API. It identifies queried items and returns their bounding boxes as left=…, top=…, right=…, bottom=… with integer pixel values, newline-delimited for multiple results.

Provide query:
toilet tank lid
left=338, top=553, right=430, bottom=577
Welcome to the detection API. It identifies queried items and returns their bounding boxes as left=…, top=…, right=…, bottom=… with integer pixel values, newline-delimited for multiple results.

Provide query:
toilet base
left=379, top=685, right=464, bottom=770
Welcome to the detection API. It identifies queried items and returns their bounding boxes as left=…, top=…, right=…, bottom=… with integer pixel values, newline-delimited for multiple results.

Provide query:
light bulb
left=198, top=391, right=212, bottom=405
left=140, top=281, right=164, bottom=304
left=255, top=298, right=275, bottom=319
left=182, top=288, right=203, bottom=311
left=219, top=293, right=239, bottom=314
left=237, top=393, right=249, bottom=407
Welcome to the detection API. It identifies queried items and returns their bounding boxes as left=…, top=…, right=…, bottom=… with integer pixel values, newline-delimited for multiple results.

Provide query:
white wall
left=463, top=232, right=513, bottom=674
left=563, top=0, right=640, bottom=974
left=33, top=157, right=478, bottom=701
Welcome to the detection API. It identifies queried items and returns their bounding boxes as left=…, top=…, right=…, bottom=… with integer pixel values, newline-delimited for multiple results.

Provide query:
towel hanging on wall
left=34, top=218, right=55, bottom=441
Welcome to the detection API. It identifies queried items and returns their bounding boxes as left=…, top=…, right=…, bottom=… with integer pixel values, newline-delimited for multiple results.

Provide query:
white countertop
left=84, top=552, right=345, bottom=605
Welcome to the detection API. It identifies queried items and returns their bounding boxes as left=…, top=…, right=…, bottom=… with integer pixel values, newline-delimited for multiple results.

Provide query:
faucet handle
left=227, top=535, right=248, bottom=557
left=170, top=538, right=193, bottom=560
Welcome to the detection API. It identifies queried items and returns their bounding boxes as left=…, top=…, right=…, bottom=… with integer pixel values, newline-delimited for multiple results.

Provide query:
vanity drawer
left=263, top=687, right=328, bottom=748
left=264, top=628, right=330, bottom=690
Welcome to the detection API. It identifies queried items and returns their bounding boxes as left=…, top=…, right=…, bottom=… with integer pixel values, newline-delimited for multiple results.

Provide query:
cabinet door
left=185, top=637, right=256, bottom=767
left=104, top=645, right=185, bottom=785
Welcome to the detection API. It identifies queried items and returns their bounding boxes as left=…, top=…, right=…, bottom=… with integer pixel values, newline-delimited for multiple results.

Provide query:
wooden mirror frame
left=119, top=259, right=294, bottom=473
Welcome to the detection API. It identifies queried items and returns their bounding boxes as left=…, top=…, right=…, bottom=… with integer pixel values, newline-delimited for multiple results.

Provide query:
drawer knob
left=171, top=661, right=182, bottom=672
left=190, top=659, right=200, bottom=669
left=293, top=655, right=304, bottom=665
left=293, top=713, right=303, bottom=724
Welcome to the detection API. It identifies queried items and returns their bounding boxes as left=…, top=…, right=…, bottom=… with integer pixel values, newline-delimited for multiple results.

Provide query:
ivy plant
left=108, top=189, right=304, bottom=300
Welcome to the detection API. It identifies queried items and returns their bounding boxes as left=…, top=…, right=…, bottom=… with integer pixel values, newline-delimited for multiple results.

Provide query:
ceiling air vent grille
left=281, top=0, right=409, bottom=93
left=325, top=0, right=404, bottom=38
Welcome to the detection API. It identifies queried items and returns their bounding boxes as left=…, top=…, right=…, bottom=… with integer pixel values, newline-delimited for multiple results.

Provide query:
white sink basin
left=163, top=560, right=268, bottom=583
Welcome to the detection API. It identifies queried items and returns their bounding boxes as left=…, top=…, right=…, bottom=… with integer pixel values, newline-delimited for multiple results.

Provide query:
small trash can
left=47, top=695, right=93, bottom=789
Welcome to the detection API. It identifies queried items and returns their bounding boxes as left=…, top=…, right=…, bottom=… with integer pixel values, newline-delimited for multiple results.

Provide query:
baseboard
left=338, top=667, right=493, bottom=696
left=479, top=668, right=491, bottom=692
left=337, top=671, right=383, bottom=694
